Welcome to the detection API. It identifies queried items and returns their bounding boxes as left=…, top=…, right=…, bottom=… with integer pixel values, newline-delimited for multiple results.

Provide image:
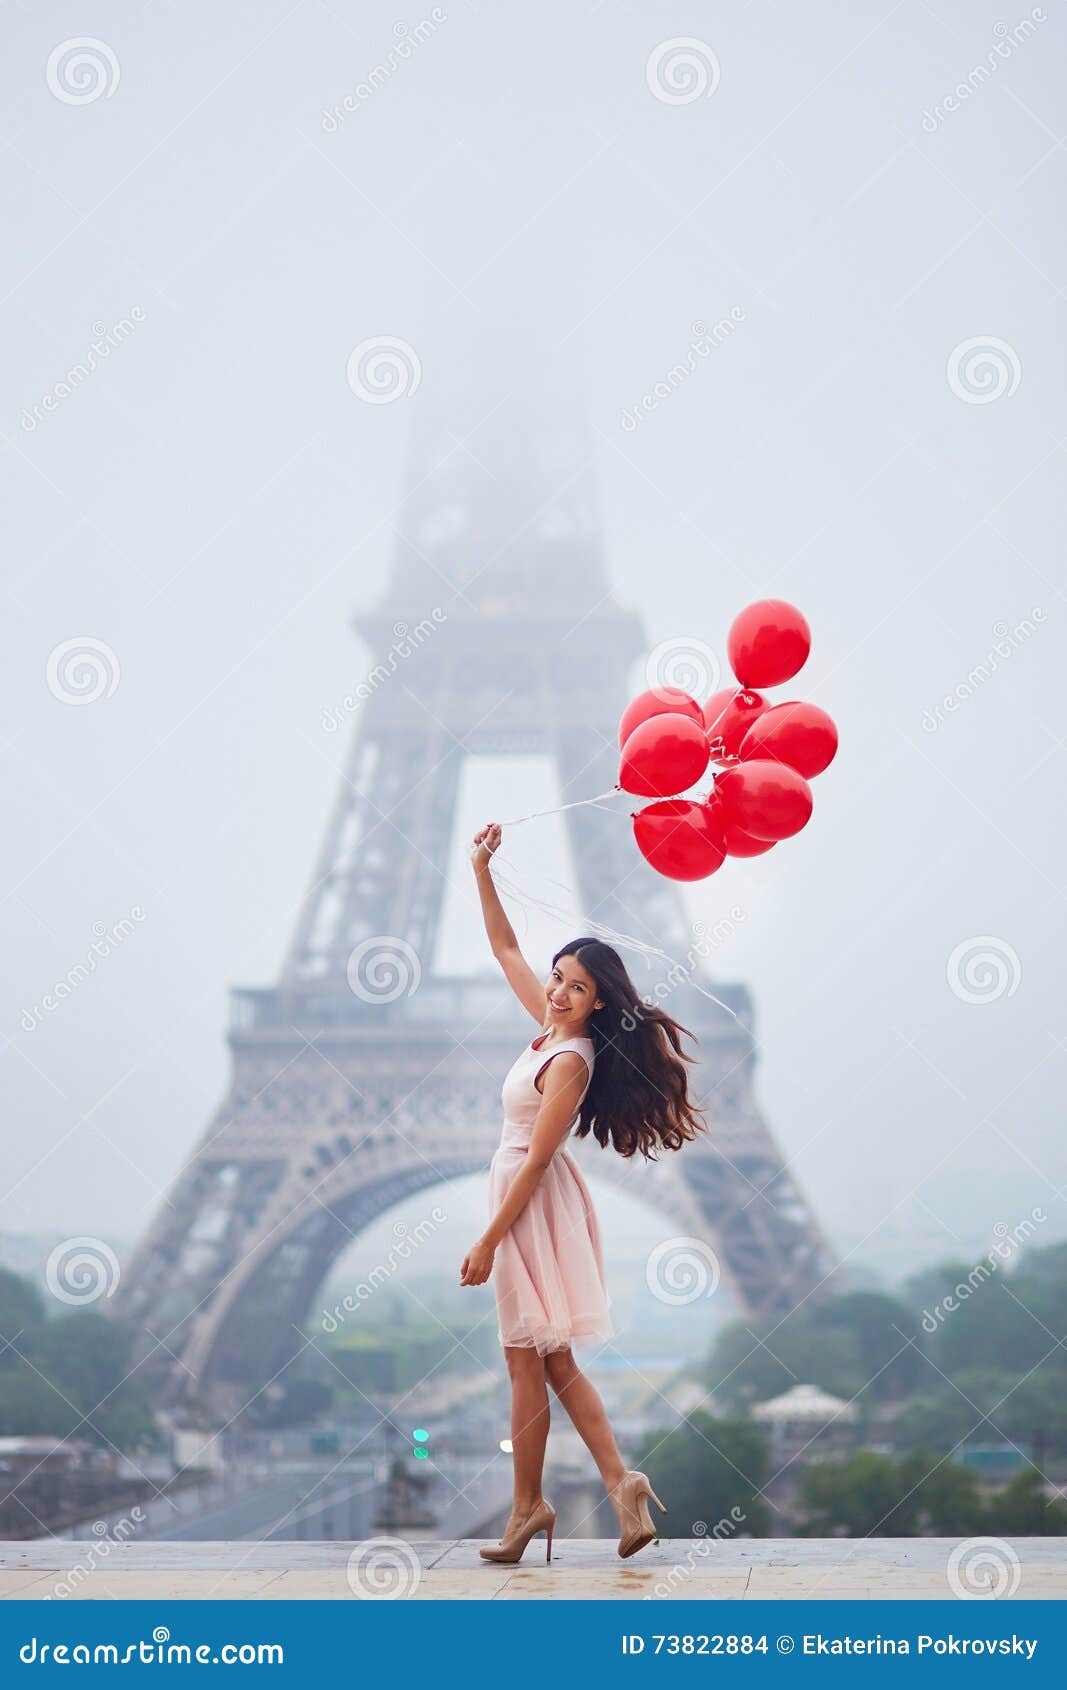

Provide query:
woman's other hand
left=460, top=1239, right=496, bottom=1285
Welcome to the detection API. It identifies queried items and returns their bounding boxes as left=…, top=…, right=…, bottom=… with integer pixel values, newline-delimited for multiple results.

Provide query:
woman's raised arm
left=471, top=822, right=547, bottom=1024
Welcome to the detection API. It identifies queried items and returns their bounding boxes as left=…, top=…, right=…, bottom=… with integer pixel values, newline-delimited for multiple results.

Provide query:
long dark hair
left=553, top=937, right=708, bottom=1161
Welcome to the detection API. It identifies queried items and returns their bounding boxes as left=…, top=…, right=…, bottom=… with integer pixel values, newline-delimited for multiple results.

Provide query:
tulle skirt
left=488, top=1144, right=614, bottom=1355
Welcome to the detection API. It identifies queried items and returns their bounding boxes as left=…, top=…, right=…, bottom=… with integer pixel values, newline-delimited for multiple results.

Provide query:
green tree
left=0, top=1368, right=83, bottom=1438
left=911, top=1453, right=986, bottom=1534
left=0, top=1268, right=46, bottom=1360
left=634, top=1412, right=771, bottom=1537
left=891, top=1367, right=1018, bottom=1455
left=800, top=1449, right=923, bottom=1537
left=0, top=1294, right=160, bottom=1454
left=986, top=1468, right=1067, bottom=1535
left=706, top=1318, right=863, bottom=1414
left=32, top=1312, right=134, bottom=1407
left=807, top=1292, right=925, bottom=1400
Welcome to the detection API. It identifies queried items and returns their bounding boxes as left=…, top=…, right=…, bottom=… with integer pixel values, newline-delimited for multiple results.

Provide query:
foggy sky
left=2, top=0, right=1064, bottom=1296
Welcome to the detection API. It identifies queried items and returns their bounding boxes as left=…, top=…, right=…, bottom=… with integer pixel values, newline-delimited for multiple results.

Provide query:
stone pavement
left=1, top=1539, right=1063, bottom=1600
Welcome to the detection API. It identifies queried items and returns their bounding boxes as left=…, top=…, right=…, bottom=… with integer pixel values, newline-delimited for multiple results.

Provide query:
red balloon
left=705, top=797, right=776, bottom=858
left=619, top=713, right=710, bottom=798
left=633, top=800, right=726, bottom=881
left=727, top=600, right=811, bottom=688
left=618, top=686, right=702, bottom=750
left=701, top=686, right=768, bottom=757
left=714, top=759, right=812, bottom=841
left=739, top=700, right=838, bottom=779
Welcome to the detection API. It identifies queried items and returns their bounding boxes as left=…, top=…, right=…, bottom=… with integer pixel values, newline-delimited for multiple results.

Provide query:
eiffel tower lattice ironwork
left=118, top=409, right=836, bottom=1410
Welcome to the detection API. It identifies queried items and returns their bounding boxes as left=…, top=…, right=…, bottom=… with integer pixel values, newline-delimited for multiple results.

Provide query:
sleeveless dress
left=488, top=1029, right=614, bottom=1355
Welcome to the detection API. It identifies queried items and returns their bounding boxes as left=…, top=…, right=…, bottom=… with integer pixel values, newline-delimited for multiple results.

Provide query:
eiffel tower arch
left=117, top=399, right=836, bottom=1411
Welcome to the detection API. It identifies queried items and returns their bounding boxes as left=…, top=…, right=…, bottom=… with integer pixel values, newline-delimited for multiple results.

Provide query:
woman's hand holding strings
left=471, top=821, right=502, bottom=872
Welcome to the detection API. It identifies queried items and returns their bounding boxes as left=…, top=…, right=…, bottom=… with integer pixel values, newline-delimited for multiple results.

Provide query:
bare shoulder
left=534, top=1047, right=591, bottom=1096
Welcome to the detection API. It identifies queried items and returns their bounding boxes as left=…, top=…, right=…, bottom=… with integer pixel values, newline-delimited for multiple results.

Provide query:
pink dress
left=488, top=1029, right=614, bottom=1355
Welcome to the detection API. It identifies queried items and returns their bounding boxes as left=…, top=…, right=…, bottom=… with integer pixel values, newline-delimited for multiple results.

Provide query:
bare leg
left=544, top=1347, right=627, bottom=1489
left=503, top=1346, right=551, bottom=1525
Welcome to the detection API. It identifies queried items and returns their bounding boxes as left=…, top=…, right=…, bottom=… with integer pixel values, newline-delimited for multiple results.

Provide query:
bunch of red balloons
left=619, top=600, right=839, bottom=882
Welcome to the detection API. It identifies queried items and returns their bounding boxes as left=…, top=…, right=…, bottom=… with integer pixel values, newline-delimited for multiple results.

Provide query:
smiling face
left=544, top=953, right=604, bottom=1033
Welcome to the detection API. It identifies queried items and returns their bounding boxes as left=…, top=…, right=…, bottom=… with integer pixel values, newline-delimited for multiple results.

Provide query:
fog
left=2, top=0, right=1064, bottom=1298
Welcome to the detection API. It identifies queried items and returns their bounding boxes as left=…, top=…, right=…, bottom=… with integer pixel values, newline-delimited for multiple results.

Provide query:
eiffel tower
left=118, top=392, right=835, bottom=1410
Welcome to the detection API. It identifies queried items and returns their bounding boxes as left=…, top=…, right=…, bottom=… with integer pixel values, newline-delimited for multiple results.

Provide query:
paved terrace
left=1, top=1539, right=1063, bottom=1600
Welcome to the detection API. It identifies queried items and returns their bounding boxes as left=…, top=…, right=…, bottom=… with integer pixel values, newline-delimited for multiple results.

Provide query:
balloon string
left=486, top=851, right=749, bottom=1032
left=496, top=694, right=749, bottom=829
left=702, top=684, right=744, bottom=742
left=495, top=785, right=624, bottom=827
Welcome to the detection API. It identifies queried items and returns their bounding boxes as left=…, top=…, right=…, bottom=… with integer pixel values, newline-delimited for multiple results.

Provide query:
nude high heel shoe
left=609, top=1470, right=667, bottom=1559
left=478, top=1498, right=556, bottom=1564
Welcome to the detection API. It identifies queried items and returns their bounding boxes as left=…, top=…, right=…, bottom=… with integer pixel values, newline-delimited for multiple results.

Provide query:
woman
left=460, top=821, right=708, bottom=1565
